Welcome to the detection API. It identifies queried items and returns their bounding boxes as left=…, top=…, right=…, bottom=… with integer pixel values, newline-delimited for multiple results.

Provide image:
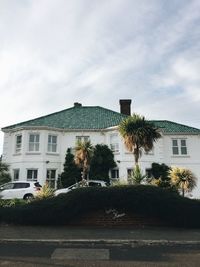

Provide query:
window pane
left=127, top=169, right=133, bottom=178
left=181, top=139, right=186, bottom=146
left=29, top=143, right=34, bottom=151
left=35, top=143, right=39, bottom=151
left=172, top=147, right=179, bottom=155
left=172, top=140, right=178, bottom=146
left=46, top=169, right=56, bottom=188
left=29, top=135, right=34, bottom=142
left=52, top=136, right=57, bottom=143
left=181, top=147, right=187, bottom=155
left=13, top=169, right=19, bottom=181
left=35, top=134, right=39, bottom=142
left=111, top=169, right=119, bottom=179
left=27, top=170, right=38, bottom=180
left=52, top=144, right=57, bottom=152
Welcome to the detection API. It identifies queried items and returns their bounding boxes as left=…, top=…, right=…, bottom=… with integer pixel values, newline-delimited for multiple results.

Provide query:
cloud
left=0, top=0, right=200, bottom=152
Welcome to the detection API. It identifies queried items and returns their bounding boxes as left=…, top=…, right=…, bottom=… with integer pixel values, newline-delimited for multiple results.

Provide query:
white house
left=1, top=100, right=200, bottom=197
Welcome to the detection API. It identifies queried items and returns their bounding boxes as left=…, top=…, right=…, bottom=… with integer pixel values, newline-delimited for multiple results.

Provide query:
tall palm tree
left=119, top=113, right=161, bottom=166
left=169, top=167, right=197, bottom=197
left=75, top=140, right=93, bottom=180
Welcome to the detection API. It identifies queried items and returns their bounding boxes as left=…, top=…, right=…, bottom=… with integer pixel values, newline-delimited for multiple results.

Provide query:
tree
left=169, top=167, right=197, bottom=197
left=75, top=140, right=93, bottom=180
left=149, top=163, right=171, bottom=188
left=60, top=148, right=81, bottom=188
left=119, top=113, right=161, bottom=166
left=0, top=159, right=11, bottom=186
left=90, top=144, right=116, bottom=183
left=130, top=165, right=147, bottom=185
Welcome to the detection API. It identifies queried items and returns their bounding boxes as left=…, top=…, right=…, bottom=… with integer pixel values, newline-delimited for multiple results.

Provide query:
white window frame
left=46, top=169, right=56, bottom=188
left=110, top=133, right=119, bottom=153
left=76, top=136, right=90, bottom=143
left=13, top=169, right=20, bottom=181
left=172, top=138, right=188, bottom=156
left=29, top=133, right=40, bottom=152
left=15, top=134, right=22, bottom=153
left=127, top=168, right=133, bottom=179
left=110, top=168, right=119, bottom=179
left=47, top=135, right=57, bottom=153
left=27, top=169, right=38, bottom=181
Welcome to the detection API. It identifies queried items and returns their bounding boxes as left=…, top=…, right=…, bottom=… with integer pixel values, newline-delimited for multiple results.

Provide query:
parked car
left=0, top=181, right=42, bottom=200
left=55, top=180, right=108, bottom=196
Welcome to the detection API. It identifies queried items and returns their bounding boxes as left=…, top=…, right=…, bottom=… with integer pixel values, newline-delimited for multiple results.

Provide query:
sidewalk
left=1, top=225, right=200, bottom=244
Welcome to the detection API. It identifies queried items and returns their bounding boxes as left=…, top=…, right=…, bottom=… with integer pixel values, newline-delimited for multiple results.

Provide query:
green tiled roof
left=151, top=120, right=200, bottom=134
left=2, top=106, right=127, bottom=131
left=2, top=105, right=200, bottom=134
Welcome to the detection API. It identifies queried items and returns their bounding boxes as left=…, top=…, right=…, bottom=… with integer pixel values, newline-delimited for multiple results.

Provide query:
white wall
left=2, top=129, right=200, bottom=198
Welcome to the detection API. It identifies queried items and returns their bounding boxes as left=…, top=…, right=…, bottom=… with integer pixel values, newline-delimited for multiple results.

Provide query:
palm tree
left=169, top=167, right=197, bottom=197
left=119, top=113, right=161, bottom=166
left=75, top=140, right=93, bottom=180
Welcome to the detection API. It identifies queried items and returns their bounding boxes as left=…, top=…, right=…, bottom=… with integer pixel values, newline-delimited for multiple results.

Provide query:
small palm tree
left=130, top=165, right=147, bottom=185
left=169, top=167, right=197, bottom=197
left=75, top=140, right=93, bottom=180
left=119, top=113, right=161, bottom=166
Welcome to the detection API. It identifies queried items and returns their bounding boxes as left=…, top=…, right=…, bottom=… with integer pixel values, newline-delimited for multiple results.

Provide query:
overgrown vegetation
left=148, top=163, right=172, bottom=188
left=0, top=186, right=200, bottom=228
left=35, top=183, right=55, bottom=200
left=0, top=159, right=11, bottom=185
left=60, top=148, right=81, bottom=188
left=90, top=144, right=116, bottom=183
left=129, top=165, right=147, bottom=184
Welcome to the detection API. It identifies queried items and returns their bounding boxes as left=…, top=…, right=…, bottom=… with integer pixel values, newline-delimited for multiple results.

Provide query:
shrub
left=35, top=183, right=55, bottom=200
left=0, top=186, right=200, bottom=228
left=0, top=199, right=26, bottom=208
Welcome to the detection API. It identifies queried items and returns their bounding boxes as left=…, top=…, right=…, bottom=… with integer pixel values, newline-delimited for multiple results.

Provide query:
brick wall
left=69, top=209, right=167, bottom=227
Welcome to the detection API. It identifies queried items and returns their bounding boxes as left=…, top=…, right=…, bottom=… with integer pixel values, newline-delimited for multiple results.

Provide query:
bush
left=0, top=186, right=200, bottom=228
left=0, top=199, right=27, bottom=208
left=35, top=183, right=55, bottom=200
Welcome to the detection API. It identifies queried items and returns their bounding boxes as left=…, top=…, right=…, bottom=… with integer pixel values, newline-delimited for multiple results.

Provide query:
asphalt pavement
left=1, top=225, right=200, bottom=266
left=1, top=225, right=200, bottom=243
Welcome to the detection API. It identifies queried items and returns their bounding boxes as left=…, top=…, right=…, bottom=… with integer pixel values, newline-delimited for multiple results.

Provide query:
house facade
left=2, top=100, right=200, bottom=197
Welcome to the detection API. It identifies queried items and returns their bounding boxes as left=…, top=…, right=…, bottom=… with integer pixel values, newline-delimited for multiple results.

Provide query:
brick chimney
left=119, top=99, right=132, bottom=115
left=74, top=102, right=82, bottom=107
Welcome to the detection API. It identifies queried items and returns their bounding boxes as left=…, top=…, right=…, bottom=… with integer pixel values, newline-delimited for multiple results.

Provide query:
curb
left=1, top=239, right=200, bottom=246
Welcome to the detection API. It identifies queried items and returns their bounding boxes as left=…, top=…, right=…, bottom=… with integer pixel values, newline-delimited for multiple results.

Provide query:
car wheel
left=23, top=194, right=34, bottom=200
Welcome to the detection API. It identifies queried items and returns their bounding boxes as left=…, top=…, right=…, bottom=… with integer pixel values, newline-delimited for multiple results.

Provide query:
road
left=1, top=241, right=200, bottom=266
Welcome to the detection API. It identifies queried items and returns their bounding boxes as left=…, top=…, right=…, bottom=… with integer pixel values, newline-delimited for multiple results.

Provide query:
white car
left=55, top=180, right=108, bottom=196
left=0, top=181, right=42, bottom=200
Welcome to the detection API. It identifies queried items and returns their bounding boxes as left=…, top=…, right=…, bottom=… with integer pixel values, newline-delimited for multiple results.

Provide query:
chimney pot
left=119, top=99, right=132, bottom=115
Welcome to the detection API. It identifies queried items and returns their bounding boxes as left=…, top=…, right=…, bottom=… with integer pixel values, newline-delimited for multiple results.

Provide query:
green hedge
left=0, top=185, right=200, bottom=227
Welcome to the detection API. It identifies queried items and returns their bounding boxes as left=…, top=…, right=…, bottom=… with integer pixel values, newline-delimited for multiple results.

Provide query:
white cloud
left=0, top=0, right=200, bottom=153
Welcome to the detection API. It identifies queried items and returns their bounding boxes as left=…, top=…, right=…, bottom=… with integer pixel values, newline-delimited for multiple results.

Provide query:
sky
left=0, top=0, right=200, bottom=154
